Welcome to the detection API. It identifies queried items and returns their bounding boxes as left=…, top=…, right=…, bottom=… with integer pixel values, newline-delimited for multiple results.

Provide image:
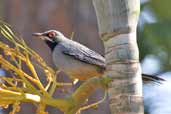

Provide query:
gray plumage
left=52, top=37, right=105, bottom=80
left=60, top=40, right=105, bottom=68
left=33, top=30, right=165, bottom=83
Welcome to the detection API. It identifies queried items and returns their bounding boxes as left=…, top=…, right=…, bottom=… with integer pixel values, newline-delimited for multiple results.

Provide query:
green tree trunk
left=93, top=0, right=144, bottom=114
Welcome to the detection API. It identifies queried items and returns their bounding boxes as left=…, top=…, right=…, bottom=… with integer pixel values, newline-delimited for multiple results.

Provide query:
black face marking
left=43, top=31, right=58, bottom=51
left=45, top=40, right=58, bottom=51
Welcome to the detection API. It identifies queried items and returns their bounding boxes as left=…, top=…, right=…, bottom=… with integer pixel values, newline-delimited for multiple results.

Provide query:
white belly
left=52, top=46, right=102, bottom=80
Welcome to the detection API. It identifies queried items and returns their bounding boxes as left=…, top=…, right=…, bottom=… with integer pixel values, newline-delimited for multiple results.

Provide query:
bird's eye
left=47, top=32, right=56, bottom=38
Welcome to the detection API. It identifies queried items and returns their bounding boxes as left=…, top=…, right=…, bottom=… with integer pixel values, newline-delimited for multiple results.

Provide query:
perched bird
left=33, top=30, right=164, bottom=83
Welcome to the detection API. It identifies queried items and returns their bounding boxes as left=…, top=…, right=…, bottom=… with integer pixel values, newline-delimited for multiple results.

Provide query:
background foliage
left=138, top=0, right=171, bottom=72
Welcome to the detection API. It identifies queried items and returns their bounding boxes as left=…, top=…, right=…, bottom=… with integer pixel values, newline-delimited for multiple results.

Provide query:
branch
left=0, top=88, right=69, bottom=112
left=64, top=76, right=110, bottom=114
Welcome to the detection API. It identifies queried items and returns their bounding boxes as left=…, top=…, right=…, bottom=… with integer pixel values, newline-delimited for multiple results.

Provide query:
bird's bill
left=32, top=32, right=45, bottom=40
left=32, top=32, right=43, bottom=36
left=32, top=32, right=53, bottom=42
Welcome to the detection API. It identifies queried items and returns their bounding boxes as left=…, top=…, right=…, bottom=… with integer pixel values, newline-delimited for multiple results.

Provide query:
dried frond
left=0, top=20, right=65, bottom=113
left=0, top=21, right=106, bottom=114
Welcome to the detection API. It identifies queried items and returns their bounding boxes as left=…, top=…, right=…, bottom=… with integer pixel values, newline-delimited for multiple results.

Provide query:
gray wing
left=59, top=40, right=106, bottom=69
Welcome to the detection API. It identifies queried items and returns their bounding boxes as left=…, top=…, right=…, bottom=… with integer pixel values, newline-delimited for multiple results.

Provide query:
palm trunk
left=93, top=0, right=144, bottom=114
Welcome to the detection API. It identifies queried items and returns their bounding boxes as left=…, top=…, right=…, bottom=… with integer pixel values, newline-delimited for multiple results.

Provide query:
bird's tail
left=142, top=73, right=165, bottom=84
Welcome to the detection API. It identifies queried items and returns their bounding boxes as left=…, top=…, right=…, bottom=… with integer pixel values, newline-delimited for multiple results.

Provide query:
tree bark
left=93, top=0, right=144, bottom=114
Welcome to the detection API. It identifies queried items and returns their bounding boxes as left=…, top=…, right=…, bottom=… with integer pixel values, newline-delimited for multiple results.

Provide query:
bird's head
left=32, top=30, right=65, bottom=50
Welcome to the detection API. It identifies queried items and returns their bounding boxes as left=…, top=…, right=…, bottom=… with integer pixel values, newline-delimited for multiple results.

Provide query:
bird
left=32, top=30, right=164, bottom=83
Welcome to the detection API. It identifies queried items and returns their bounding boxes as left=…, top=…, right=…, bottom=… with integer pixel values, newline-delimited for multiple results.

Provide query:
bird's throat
left=45, top=40, right=58, bottom=51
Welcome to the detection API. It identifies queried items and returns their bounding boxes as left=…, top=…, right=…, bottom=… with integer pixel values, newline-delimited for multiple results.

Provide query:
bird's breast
left=52, top=46, right=103, bottom=80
